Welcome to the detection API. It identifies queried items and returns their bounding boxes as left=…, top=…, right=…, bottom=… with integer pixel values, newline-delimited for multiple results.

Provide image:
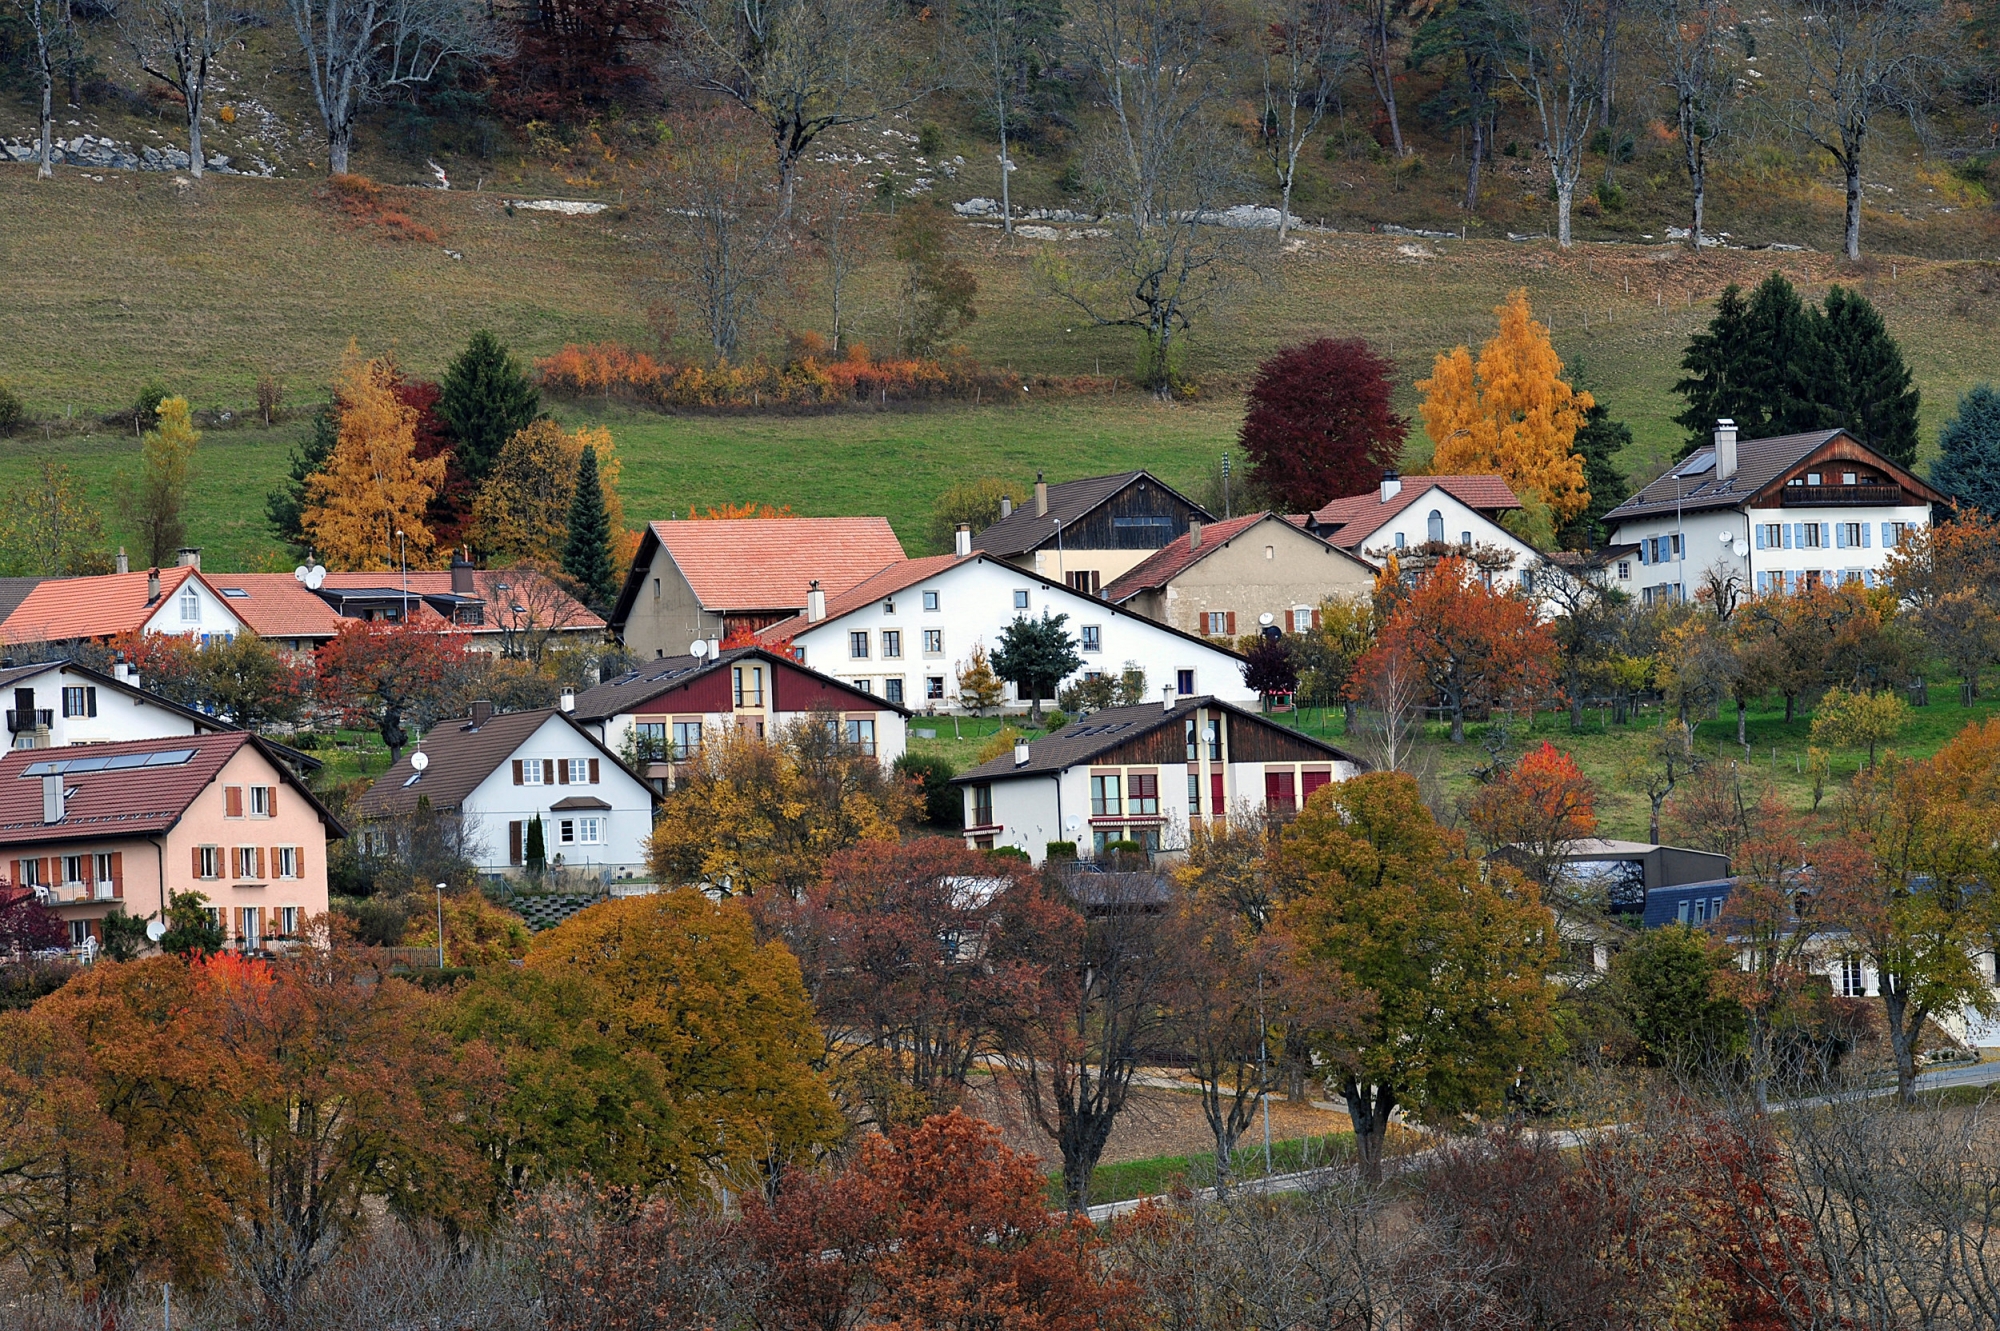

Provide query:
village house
left=0, top=658, right=249, bottom=751
left=1602, top=422, right=1945, bottom=604
left=569, top=644, right=910, bottom=790
left=1304, top=472, right=1541, bottom=587
left=607, top=517, right=908, bottom=660
left=0, top=731, right=342, bottom=952
left=1101, top=511, right=1377, bottom=635
left=951, top=695, right=1366, bottom=863
left=754, top=534, right=1258, bottom=714
left=0, top=555, right=248, bottom=646
left=969, top=471, right=1214, bottom=595
left=355, top=703, right=657, bottom=880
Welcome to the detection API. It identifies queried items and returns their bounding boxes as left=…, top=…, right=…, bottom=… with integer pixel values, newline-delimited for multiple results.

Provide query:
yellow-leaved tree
left=1417, top=289, right=1593, bottom=532
left=470, top=420, right=629, bottom=567
left=302, top=349, right=447, bottom=570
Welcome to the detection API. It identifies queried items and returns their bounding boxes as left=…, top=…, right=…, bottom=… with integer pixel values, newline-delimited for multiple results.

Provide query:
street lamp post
left=396, top=528, right=410, bottom=622
left=435, top=882, right=447, bottom=969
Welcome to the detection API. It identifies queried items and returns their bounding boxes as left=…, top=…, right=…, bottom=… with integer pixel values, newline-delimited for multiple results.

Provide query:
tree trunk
left=1342, top=700, right=1357, bottom=729
left=1368, top=7, right=1406, bottom=158
left=1843, top=155, right=1862, bottom=261
left=1648, top=793, right=1664, bottom=843
left=1450, top=696, right=1464, bottom=745
left=1464, top=101, right=1484, bottom=214
left=1342, top=1078, right=1396, bottom=1186
left=37, top=64, right=53, bottom=180
left=187, top=104, right=205, bottom=180
left=1784, top=692, right=1796, bottom=724
left=329, top=123, right=353, bottom=175
left=1746, top=1009, right=1772, bottom=1111
left=1880, top=983, right=1923, bottom=1105
left=1555, top=176, right=1574, bottom=248
left=1570, top=688, right=1584, bottom=732
left=1737, top=699, right=1747, bottom=748
left=1278, top=160, right=1294, bottom=244
left=1684, top=122, right=1705, bottom=250
left=998, top=121, right=1013, bottom=237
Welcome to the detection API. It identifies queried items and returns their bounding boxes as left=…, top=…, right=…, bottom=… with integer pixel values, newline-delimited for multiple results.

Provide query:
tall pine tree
left=268, top=405, right=338, bottom=554
left=1558, top=402, right=1633, bottom=551
left=1932, top=384, right=2000, bottom=516
left=437, top=331, right=540, bottom=485
left=1820, top=285, right=1920, bottom=467
left=562, top=445, right=619, bottom=610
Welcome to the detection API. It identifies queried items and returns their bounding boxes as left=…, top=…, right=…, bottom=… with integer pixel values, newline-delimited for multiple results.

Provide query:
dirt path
left=964, top=1075, right=1352, bottom=1170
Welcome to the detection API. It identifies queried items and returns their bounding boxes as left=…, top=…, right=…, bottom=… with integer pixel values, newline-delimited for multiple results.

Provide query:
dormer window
left=179, top=586, right=200, bottom=623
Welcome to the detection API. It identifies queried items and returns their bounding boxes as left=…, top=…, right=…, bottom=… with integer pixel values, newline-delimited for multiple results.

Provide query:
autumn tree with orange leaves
left=1418, top=290, right=1593, bottom=535
left=316, top=618, right=471, bottom=760
left=302, top=349, right=449, bottom=571
left=1361, top=556, right=1556, bottom=744
left=1465, top=741, right=1599, bottom=902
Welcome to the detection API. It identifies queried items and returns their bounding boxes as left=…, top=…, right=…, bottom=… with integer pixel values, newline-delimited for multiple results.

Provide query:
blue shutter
left=1782, top=524, right=1793, bottom=549
left=1820, top=523, right=1831, bottom=549
left=1755, top=525, right=1767, bottom=550
left=1881, top=521, right=1893, bottom=546
left=1836, top=524, right=1848, bottom=549
left=1638, top=540, right=1648, bottom=565
left=1861, top=523, right=1870, bottom=548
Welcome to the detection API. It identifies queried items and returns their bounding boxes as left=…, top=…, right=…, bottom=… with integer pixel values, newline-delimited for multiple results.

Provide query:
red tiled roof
left=1100, top=513, right=1276, bottom=602
left=0, top=731, right=249, bottom=844
left=755, top=553, right=970, bottom=642
left=1307, top=476, right=1520, bottom=549
left=651, top=518, right=907, bottom=612
left=0, top=566, right=219, bottom=644
left=205, top=574, right=345, bottom=639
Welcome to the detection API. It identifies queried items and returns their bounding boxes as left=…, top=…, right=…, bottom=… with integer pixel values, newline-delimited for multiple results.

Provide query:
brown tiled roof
left=951, top=695, right=1366, bottom=783
left=1603, top=429, right=1948, bottom=523
left=754, top=554, right=970, bottom=643
left=572, top=644, right=911, bottom=721
left=1307, top=476, right=1521, bottom=550
left=970, top=472, right=1212, bottom=557
left=0, top=566, right=222, bottom=643
left=0, top=731, right=340, bottom=846
left=355, top=707, right=652, bottom=821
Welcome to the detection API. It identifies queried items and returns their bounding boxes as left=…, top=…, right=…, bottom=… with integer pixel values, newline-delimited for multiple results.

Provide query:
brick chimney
left=1034, top=472, right=1049, bottom=518
left=451, top=550, right=476, bottom=595
left=467, top=699, right=493, bottom=729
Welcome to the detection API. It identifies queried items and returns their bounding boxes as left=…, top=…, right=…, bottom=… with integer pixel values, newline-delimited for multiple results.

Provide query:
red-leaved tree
left=1359, top=557, right=1555, bottom=744
left=315, top=620, right=471, bottom=761
left=393, top=376, right=475, bottom=549
left=1464, top=741, right=1598, bottom=892
left=1238, top=338, right=1407, bottom=512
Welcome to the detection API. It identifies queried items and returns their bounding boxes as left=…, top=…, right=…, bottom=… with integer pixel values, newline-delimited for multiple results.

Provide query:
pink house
left=0, top=732, right=342, bottom=952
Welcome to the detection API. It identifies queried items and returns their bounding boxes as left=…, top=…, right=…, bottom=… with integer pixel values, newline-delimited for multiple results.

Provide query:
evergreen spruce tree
left=437, top=331, right=540, bottom=485
left=1558, top=402, right=1633, bottom=551
left=267, top=405, right=338, bottom=554
left=525, top=814, right=546, bottom=874
left=1672, top=283, right=1756, bottom=448
left=1674, top=273, right=1834, bottom=450
left=1932, top=384, right=2000, bottom=516
left=562, top=445, right=619, bottom=609
left=1819, top=285, right=1920, bottom=467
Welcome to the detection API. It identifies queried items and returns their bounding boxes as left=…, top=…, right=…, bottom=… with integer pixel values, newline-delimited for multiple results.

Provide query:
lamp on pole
left=435, top=882, right=447, bottom=969
left=396, top=528, right=410, bottom=622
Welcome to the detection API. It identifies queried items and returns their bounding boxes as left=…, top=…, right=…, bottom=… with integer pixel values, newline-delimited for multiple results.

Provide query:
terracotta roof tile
left=205, top=574, right=345, bottom=639
left=1307, top=476, right=1520, bottom=549
left=648, top=519, right=907, bottom=613
left=0, top=567, right=218, bottom=644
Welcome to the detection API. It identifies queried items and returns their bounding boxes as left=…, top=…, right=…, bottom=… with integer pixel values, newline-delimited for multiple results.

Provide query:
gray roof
left=1603, top=429, right=1945, bottom=524
left=0, top=579, right=48, bottom=624
left=572, top=645, right=912, bottom=722
left=970, top=472, right=1212, bottom=557
left=952, top=695, right=1366, bottom=783
left=356, top=708, right=652, bottom=820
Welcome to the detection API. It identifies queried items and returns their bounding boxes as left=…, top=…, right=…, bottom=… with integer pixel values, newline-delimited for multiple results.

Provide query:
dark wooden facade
left=1031, top=479, right=1209, bottom=552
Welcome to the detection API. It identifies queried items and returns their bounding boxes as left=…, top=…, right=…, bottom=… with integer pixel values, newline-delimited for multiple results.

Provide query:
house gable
left=1742, top=433, right=1949, bottom=509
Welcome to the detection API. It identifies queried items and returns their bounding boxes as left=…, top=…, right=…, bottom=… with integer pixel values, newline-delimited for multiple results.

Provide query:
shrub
left=1043, top=709, right=1068, bottom=732
left=317, top=173, right=441, bottom=243
left=0, top=381, right=24, bottom=436
left=894, top=752, right=962, bottom=828
left=535, top=339, right=1020, bottom=410
left=1046, top=841, right=1078, bottom=860
left=988, top=845, right=1031, bottom=862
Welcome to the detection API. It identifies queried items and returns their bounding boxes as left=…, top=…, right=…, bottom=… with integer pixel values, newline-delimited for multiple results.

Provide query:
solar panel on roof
left=144, top=749, right=197, bottom=766
left=1673, top=449, right=1716, bottom=478
left=104, top=753, right=151, bottom=770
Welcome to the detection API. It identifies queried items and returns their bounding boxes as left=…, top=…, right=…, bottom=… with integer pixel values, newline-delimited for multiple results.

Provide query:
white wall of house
left=457, top=715, right=654, bottom=878
left=784, top=557, right=1256, bottom=713
left=4, top=667, right=208, bottom=750
left=1352, top=490, right=1539, bottom=572
left=590, top=705, right=908, bottom=772
left=1610, top=501, right=1930, bottom=601
left=140, top=578, right=248, bottom=641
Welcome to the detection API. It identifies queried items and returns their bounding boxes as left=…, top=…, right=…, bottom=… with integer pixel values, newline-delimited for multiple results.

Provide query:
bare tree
left=1501, top=0, right=1605, bottom=247
left=1354, top=631, right=1426, bottom=772
left=651, top=111, right=793, bottom=358
left=1780, top=0, right=1951, bottom=261
left=125, top=0, right=247, bottom=179
left=477, top=564, right=599, bottom=666
left=281, top=0, right=498, bottom=174
left=803, top=163, right=870, bottom=350
left=1350, top=0, right=1409, bottom=157
left=1260, top=0, right=1352, bottom=242
left=9, top=0, right=58, bottom=179
left=1654, top=0, right=1737, bottom=249
left=957, top=0, right=1059, bottom=235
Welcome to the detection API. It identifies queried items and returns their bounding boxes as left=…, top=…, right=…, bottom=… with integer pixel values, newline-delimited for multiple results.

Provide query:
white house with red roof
left=754, top=534, right=1256, bottom=714
left=1102, top=512, right=1377, bottom=636
left=608, top=518, right=909, bottom=660
left=1305, top=472, right=1539, bottom=583
left=0, top=560, right=249, bottom=646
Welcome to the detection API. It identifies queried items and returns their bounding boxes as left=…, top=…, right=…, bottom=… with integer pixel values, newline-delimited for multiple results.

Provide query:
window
left=249, top=785, right=272, bottom=817
left=564, top=758, right=592, bottom=784
left=1839, top=957, right=1866, bottom=997
left=179, top=585, right=200, bottom=623
left=1081, top=625, right=1102, bottom=653
left=1291, top=608, right=1312, bottom=633
left=923, top=629, right=943, bottom=655
left=1187, top=771, right=1202, bottom=814
left=1095, top=827, right=1158, bottom=854
left=927, top=675, right=945, bottom=700
left=923, top=590, right=940, bottom=612
left=844, top=719, right=877, bottom=755
left=1013, top=589, right=1030, bottom=610
left=1461, top=531, right=1472, bottom=546
left=634, top=722, right=668, bottom=762
left=1884, top=521, right=1909, bottom=547
left=733, top=665, right=764, bottom=707
left=1760, top=523, right=1784, bottom=548
left=1427, top=509, right=1444, bottom=542
left=1129, top=772, right=1159, bottom=815
left=1842, top=472, right=1857, bottom=485
left=19, top=859, right=39, bottom=887
left=1806, top=472, right=1822, bottom=485
left=882, top=598, right=896, bottom=615
left=94, top=853, right=114, bottom=883
left=1177, top=669, right=1196, bottom=696
left=275, top=847, right=298, bottom=878
left=1519, top=569, right=1536, bottom=593
left=885, top=678, right=905, bottom=705
left=62, top=855, right=83, bottom=885
left=1841, top=522, right=1864, bottom=548
left=1185, top=717, right=1222, bottom=760
left=653, top=577, right=661, bottom=599
left=1205, top=612, right=1229, bottom=636
left=279, top=906, right=299, bottom=936
left=672, top=721, right=704, bottom=760
left=882, top=631, right=902, bottom=659
left=971, top=784, right=993, bottom=825
left=1616, top=561, right=1631, bottom=580
left=196, top=846, right=221, bottom=879
left=1068, top=570, right=1102, bottom=595
left=234, top=847, right=260, bottom=878
left=238, top=908, right=261, bottom=947
left=577, top=817, right=601, bottom=844
left=559, top=819, right=576, bottom=845
left=1090, top=774, right=1122, bottom=817
left=851, top=678, right=874, bottom=695
left=850, top=631, right=871, bottom=659
left=521, top=759, right=545, bottom=785
left=1393, top=531, right=1406, bottom=549
left=1112, top=515, right=1176, bottom=547
left=1800, top=523, right=1824, bottom=549
left=61, top=686, right=95, bottom=718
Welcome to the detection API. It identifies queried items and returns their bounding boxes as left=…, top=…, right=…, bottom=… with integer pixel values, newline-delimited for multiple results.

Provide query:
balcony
left=1779, top=485, right=1905, bottom=508
left=5, top=708, right=51, bottom=733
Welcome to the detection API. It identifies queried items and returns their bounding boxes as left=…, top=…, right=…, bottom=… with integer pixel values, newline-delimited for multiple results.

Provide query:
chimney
left=146, top=569, right=160, bottom=603
left=1380, top=469, right=1402, bottom=503
left=120, top=662, right=140, bottom=688
left=176, top=547, right=201, bottom=570
left=806, top=580, right=826, bottom=623
left=468, top=699, right=493, bottom=729
left=1000, top=496, right=1013, bottom=518
left=559, top=686, right=575, bottom=713
left=451, top=550, right=475, bottom=595
left=1188, top=520, right=1203, bottom=551
left=1162, top=685, right=1177, bottom=712
left=42, top=775, right=64, bottom=825
left=1013, top=737, right=1031, bottom=766
left=1714, top=418, right=1738, bottom=480
left=115, top=547, right=129, bottom=575
left=1034, top=472, right=1049, bottom=518
left=955, top=523, right=972, bottom=557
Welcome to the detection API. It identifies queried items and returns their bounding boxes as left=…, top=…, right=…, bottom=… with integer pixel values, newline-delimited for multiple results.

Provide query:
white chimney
left=806, top=580, right=826, bottom=623
left=1188, top=520, right=1203, bottom=551
left=115, top=547, right=129, bottom=575
left=955, top=523, right=972, bottom=557
left=1000, top=496, right=1013, bottom=518
left=1714, top=418, right=1738, bottom=480
left=1380, top=470, right=1402, bottom=503
left=1163, top=685, right=1177, bottom=712
left=1013, top=737, right=1031, bottom=766
left=559, top=686, right=575, bottom=713
left=176, top=547, right=201, bottom=570
left=1034, top=472, right=1049, bottom=518
left=42, top=775, right=64, bottom=824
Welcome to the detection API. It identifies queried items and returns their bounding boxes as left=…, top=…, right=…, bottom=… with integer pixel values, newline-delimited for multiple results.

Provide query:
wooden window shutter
left=293, top=846, right=304, bottom=878
left=85, top=687, right=97, bottom=717
left=225, top=786, right=242, bottom=817
left=512, top=760, right=524, bottom=785
left=508, top=821, right=523, bottom=865
left=1225, top=611, right=1236, bottom=635
left=543, top=759, right=555, bottom=785
left=1311, top=608, right=1321, bottom=629
left=256, top=848, right=266, bottom=879
left=557, top=760, right=569, bottom=785
left=267, top=786, right=277, bottom=817
left=80, top=855, right=93, bottom=884
left=110, top=852, right=123, bottom=895
left=192, top=846, right=203, bottom=877
left=589, top=758, right=600, bottom=784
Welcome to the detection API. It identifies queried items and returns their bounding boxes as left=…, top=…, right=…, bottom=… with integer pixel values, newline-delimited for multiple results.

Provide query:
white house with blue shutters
left=1602, top=422, right=1945, bottom=603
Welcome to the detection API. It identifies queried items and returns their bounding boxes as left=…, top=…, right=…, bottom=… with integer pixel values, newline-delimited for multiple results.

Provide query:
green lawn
left=1051, top=1131, right=1358, bottom=1207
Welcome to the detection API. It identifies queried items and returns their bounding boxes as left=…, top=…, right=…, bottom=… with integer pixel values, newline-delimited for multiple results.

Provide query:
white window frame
left=179, top=585, right=201, bottom=623
left=922, top=591, right=940, bottom=612
left=923, top=629, right=944, bottom=655
left=521, top=759, right=545, bottom=786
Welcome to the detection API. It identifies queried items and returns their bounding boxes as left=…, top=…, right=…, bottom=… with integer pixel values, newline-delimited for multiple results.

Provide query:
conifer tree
left=133, top=396, right=198, bottom=567
left=302, top=350, right=447, bottom=571
left=472, top=421, right=625, bottom=566
left=437, top=331, right=540, bottom=485
left=562, top=445, right=619, bottom=610
left=1558, top=402, right=1633, bottom=551
left=267, top=405, right=338, bottom=553
left=1820, top=285, right=1920, bottom=467
left=1932, top=384, right=2000, bottom=516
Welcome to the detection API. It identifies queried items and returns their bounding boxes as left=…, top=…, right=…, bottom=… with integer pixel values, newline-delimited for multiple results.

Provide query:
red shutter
left=512, top=760, right=524, bottom=785
left=192, top=846, right=203, bottom=877
left=557, top=760, right=569, bottom=786
left=1225, top=611, right=1237, bottom=635
left=1211, top=772, right=1225, bottom=809
left=1302, top=769, right=1332, bottom=799
left=589, top=758, right=600, bottom=784
left=267, top=786, right=277, bottom=818
left=1264, top=770, right=1296, bottom=810
left=80, top=855, right=93, bottom=885
left=1311, top=608, right=1321, bottom=629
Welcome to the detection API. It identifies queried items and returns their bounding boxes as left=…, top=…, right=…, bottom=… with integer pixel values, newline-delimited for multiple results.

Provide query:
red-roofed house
left=1304, top=471, right=1541, bottom=585
left=0, top=731, right=342, bottom=954
left=0, top=561, right=249, bottom=646
left=216, top=562, right=604, bottom=655
left=608, top=518, right=908, bottom=660
left=1102, top=512, right=1376, bottom=635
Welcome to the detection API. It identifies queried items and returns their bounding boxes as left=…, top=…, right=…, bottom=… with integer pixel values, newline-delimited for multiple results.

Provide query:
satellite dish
left=410, top=751, right=430, bottom=771
left=1732, top=538, right=1750, bottom=558
left=1720, top=530, right=1735, bottom=545
left=689, top=640, right=709, bottom=659
left=1258, top=612, right=1275, bottom=626
left=307, top=565, right=326, bottom=590
left=145, top=919, right=166, bottom=943
left=293, top=564, right=310, bottom=583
